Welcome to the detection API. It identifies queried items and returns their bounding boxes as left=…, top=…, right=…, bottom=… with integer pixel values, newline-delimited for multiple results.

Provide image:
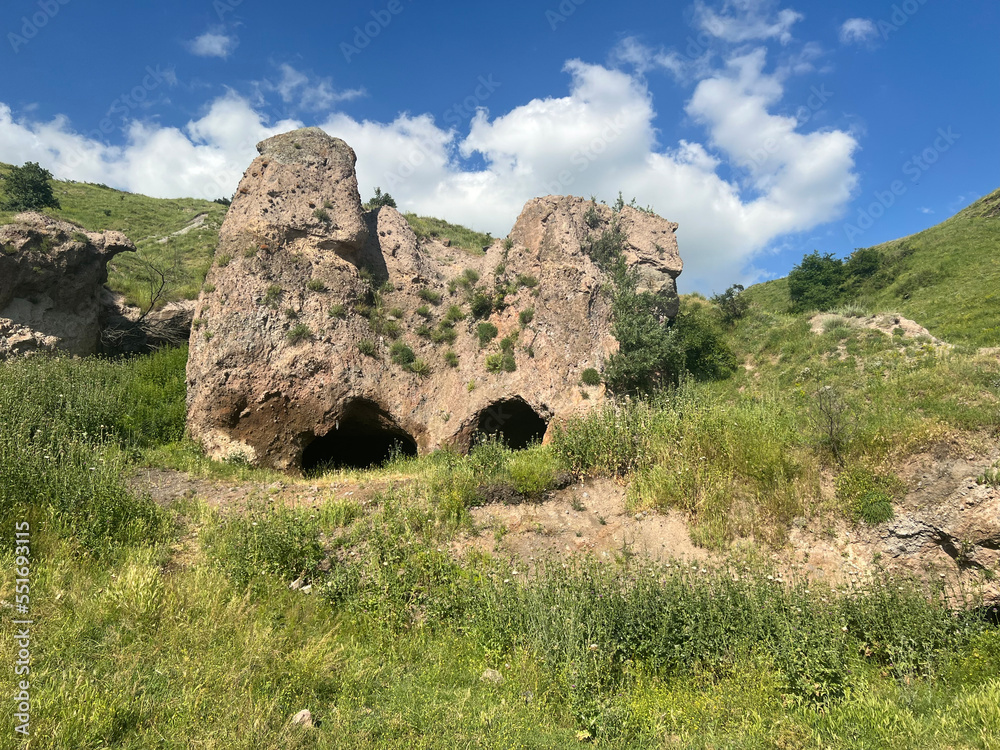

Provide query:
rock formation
left=185, top=128, right=682, bottom=472
left=0, top=213, right=135, bottom=358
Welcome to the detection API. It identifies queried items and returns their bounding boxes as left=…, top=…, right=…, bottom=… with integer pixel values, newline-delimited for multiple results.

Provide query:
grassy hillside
left=3, top=168, right=999, bottom=747
left=0, top=163, right=228, bottom=310
left=0, top=165, right=496, bottom=311
left=2, top=321, right=999, bottom=746
left=747, top=188, right=1000, bottom=348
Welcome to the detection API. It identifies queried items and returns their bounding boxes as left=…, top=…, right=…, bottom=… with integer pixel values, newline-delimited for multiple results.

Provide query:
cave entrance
left=301, top=400, right=417, bottom=472
left=472, top=397, right=548, bottom=450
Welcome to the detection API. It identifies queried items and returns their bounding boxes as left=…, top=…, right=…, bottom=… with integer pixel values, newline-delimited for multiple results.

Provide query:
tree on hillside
left=711, top=283, right=750, bottom=327
left=365, top=187, right=396, bottom=209
left=788, top=251, right=845, bottom=312
left=0, top=161, right=61, bottom=211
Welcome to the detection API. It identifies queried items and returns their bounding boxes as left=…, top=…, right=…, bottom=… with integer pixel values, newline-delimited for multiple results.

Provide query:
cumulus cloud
left=262, top=64, right=366, bottom=112
left=839, top=18, right=878, bottom=45
left=0, top=44, right=860, bottom=292
left=695, top=0, right=803, bottom=45
left=187, top=32, right=237, bottom=59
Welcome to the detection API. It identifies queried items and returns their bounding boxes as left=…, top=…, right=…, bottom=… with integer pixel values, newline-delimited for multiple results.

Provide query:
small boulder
left=480, top=668, right=504, bottom=685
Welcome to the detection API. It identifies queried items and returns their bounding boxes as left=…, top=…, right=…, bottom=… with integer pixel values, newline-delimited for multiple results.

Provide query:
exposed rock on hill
left=185, top=128, right=683, bottom=472
left=510, top=195, right=681, bottom=308
left=0, top=212, right=135, bottom=358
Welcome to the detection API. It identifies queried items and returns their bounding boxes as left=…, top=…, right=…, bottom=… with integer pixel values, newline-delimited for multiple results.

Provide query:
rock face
left=510, top=196, right=682, bottom=311
left=0, top=213, right=135, bottom=358
left=185, top=128, right=682, bottom=472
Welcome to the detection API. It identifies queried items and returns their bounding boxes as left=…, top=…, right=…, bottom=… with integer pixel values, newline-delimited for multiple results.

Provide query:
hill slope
left=0, top=165, right=496, bottom=310
left=0, top=163, right=227, bottom=309
left=747, top=188, right=1000, bottom=348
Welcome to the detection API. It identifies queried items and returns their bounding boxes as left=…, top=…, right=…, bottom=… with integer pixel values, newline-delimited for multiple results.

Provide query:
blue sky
left=1, top=0, right=997, bottom=293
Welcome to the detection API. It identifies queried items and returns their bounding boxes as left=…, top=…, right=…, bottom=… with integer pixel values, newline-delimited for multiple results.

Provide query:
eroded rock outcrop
left=0, top=213, right=135, bottom=358
left=186, top=129, right=682, bottom=472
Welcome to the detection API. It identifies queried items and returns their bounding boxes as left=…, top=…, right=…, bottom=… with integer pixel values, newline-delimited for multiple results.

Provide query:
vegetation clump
left=0, top=161, right=61, bottom=210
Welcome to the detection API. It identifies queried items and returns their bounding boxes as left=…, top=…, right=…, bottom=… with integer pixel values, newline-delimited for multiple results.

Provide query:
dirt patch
left=783, top=443, right=1000, bottom=604
left=156, top=213, right=208, bottom=244
left=459, top=478, right=711, bottom=565
left=810, top=312, right=948, bottom=347
left=130, top=466, right=390, bottom=512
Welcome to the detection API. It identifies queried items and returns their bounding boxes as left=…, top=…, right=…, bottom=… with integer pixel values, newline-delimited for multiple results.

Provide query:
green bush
left=444, top=304, right=466, bottom=323
left=581, top=368, right=601, bottom=386
left=390, top=341, right=416, bottom=367
left=263, top=284, right=282, bottom=308
left=286, top=324, right=312, bottom=343
left=431, top=323, right=458, bottom=344
left=788, top=252, right=845, bottom=312
left=365, top=186, right=397, bottom=209
left=419, top=288, right=443, bottom=305
left=836, top=466, right=904, bottom=524
left=507, top=449, right=559, bottom=496
left=476, top=322, right=498, bottom=347
left=711, top=284, right=750, bottom=326
left=516, top=273, right=538, bottom=289
left=485, top=352, right=516, bottom=373
left=469, top=289, right=494, bottom=319
left=0, top=161, right=60, bottom=210
left=519, top=308, right=534, bottom=327
left=358, top=339, right=377, bottom=357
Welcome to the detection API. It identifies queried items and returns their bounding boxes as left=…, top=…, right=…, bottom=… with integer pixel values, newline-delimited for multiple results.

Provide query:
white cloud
left=610, top=37, right=693, bottom=79
left=0, top=52, right=859, bottom=293
left=187, top=32, right=237, bottom=59
left=263, top=64, right=365, bottom=112
left=839, top=18, right=878, bottom=45
left=695, top=0, right=803, bottom=45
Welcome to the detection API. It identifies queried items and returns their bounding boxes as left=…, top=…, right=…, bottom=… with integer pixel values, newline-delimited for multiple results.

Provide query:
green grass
left=3, top=181, right=1000, bottom=746
left=747, top=187, right=1000, bottom=347
left=0, top=164, right=227, bottom=310
left=1, top=342, right=999, bottom=747
left=403, top=212, right=492, bottom=255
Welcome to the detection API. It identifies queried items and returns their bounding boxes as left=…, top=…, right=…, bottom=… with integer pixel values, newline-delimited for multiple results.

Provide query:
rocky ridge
left=185, top=128, right=682, bottom=472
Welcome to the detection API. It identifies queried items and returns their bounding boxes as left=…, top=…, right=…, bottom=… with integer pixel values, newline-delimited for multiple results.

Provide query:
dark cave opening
left=472, top=398, right=548, bottom=450
left=301, top=400, right=417, bottom=472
